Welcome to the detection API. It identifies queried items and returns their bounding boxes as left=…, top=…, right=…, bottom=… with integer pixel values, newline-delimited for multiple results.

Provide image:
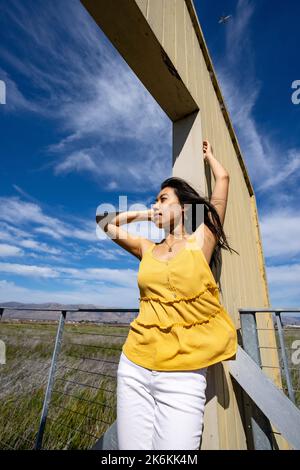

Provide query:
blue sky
left=0, top=0, right=299, bottom=309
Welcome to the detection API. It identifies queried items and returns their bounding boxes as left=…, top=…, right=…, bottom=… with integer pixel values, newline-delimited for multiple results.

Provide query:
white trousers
left=117, top=351, right=207, bottom=450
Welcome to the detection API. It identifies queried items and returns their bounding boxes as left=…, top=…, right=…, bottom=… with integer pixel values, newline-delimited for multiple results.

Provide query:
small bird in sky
left=218, top=14, right=232, bottom=24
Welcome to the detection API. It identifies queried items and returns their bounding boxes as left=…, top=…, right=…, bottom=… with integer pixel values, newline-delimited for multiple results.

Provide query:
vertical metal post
left=275, top=312, right=295, bottom=403
left=34, top=310, right=66, bottom=450
left=240, top=311, right=274, bottom=450
left=240, top=311, right=261, bottom=365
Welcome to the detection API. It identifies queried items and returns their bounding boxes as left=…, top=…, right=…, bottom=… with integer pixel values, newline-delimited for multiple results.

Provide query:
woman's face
left=152, top=187, right=183, bottom=230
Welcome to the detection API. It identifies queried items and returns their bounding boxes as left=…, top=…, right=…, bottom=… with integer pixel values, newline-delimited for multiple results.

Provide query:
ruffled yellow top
left=122, top=236, right=238, bottom=371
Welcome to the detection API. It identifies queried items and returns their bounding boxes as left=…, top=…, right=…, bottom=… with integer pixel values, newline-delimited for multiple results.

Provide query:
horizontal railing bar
left=242, top=328, right=300, bottom=333
left=65, top=354, right=120, bottom=365
left=50, top=397, right=111, bottom=426
left=58, top=364, right=116, bottom=378
left=55, top=377, right=115, bottom=393
left=0, top=308, right=79, bottom=312
left=0, top=306, right=138, bottom=313
left=260, top=346, right=299, bottom=352
left=239, top=309, right=300, bottom=313
left=67, top=343, right=122, bottom=352
left=64, top=330, right=128, bottom=337
left=49, top=401, right=111, bottom=426
left=261, top=365, right=300, bottom=371
left=51, top=388, right=115, bottom=409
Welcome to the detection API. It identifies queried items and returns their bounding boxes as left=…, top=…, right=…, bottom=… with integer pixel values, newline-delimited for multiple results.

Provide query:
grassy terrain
left=0, top=321, right=129, bottom=450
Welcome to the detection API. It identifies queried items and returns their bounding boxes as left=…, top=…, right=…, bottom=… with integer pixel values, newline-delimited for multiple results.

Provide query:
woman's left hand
left=203, top=140, right=214, bottom=162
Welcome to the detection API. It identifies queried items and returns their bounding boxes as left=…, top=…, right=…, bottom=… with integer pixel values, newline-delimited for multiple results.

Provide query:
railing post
left=34, top=310, right=66, bottom=450
left=275, top=312, right=296, bottom=403
left=240, top=310, right=274, bottom=450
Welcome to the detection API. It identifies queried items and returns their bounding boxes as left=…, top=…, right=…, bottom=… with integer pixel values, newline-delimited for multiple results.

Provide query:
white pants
left=117, top=352, right=207, bottom=450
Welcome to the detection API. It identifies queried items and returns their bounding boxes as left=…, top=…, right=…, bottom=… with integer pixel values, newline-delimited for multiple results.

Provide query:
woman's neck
left=164, top=227, right=188, bottom=241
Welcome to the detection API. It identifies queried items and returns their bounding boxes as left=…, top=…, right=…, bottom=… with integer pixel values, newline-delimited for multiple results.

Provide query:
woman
left=96, top=140, right=238, bottom=450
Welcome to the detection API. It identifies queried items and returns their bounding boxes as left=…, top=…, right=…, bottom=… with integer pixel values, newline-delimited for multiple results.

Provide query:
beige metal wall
left=81, top=0, right=290, bottom=449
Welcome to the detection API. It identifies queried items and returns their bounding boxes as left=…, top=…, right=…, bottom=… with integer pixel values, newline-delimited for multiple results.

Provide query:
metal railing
left=238, top=308, right=300, bottom=450
left=239, top=308, right=300, bottom=405
left=0, top=306, right=137, bottom=450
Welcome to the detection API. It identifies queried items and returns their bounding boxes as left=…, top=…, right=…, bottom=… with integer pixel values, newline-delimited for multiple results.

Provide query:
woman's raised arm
left=203, top=140, right=230, bottom=227
left=96, top=209, right=154, bottom=260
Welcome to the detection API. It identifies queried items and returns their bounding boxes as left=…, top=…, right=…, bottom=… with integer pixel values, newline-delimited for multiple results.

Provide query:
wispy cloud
left=215, top=0, right=300, bottom=195
left=267, top=263, right=300, bottom=308
left=0, top=279, right=139, bottom=307
left=0, top=262, right=58, bottom=278
left=211, top=0, right=300, bottom=307
left=12, top=184, right=40, bottom=203
left=0, top=261, right=137, bottom=284
left=260, top=210, right=300, bottom=259
left=0, top=244, right=23, bottom=257
left=18, top=239, right=61, bottom=255
left=0, top=195, right=159, bottom=266
left=54, top=149, right=98, bottom=175
left=0, top=0, right=171, bottom=191
left=0, top=67, right=39, bottom=113
left=0, top=196, right=96, bottom=242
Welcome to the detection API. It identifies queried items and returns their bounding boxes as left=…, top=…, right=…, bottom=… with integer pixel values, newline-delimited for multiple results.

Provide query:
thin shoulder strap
left=142, top=242, right=156, bottom=256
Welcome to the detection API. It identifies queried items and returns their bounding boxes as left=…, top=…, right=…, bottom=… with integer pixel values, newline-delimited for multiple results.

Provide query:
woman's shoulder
left=140, top=239, right=156, bottom=259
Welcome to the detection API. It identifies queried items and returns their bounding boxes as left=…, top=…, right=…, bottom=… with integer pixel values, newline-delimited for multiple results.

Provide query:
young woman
left=96, top=140, right=238, bottom=450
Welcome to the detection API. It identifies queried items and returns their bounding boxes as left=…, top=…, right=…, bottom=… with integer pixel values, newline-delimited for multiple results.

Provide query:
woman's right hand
left=147, top=207, right=155, bottom=222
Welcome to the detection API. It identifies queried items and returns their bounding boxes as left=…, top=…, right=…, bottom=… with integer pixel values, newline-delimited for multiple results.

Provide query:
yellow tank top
left=122, top=235, right=237, bottom=371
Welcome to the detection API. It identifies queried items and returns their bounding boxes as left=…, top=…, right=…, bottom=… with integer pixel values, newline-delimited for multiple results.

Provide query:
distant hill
left=281, top=314, right=300, bottom=326
left=0, top=302, right=138, bottom=324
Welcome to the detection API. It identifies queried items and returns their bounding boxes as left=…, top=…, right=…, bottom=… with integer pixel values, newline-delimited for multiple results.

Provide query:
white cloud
left=0, top=221, right=33, bottom=240
left=260, top=210, right=300, bottom=259
left=0, top=261, right=137, bottom=286
left=0, top=279, right=139, bottom=307
left=0, top=262, right=58, bottom=278
left=0, top=244, right=23, bottom=257
left=0, top=196, right=96, bottom=242
left=0, top=67, right=39, bottom=113
left=33, top=226, right=62, bottom=240
left=54, top=150, right=98, bottom=175
left=56, top=266, right=137, bottom=286
left=267, top=264, right=300, bottom=307
left=18, top=239, right=61, bottom=255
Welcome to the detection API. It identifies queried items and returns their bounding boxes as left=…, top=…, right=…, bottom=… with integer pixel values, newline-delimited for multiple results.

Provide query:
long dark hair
left=159, top=176, right=239, bottom=268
